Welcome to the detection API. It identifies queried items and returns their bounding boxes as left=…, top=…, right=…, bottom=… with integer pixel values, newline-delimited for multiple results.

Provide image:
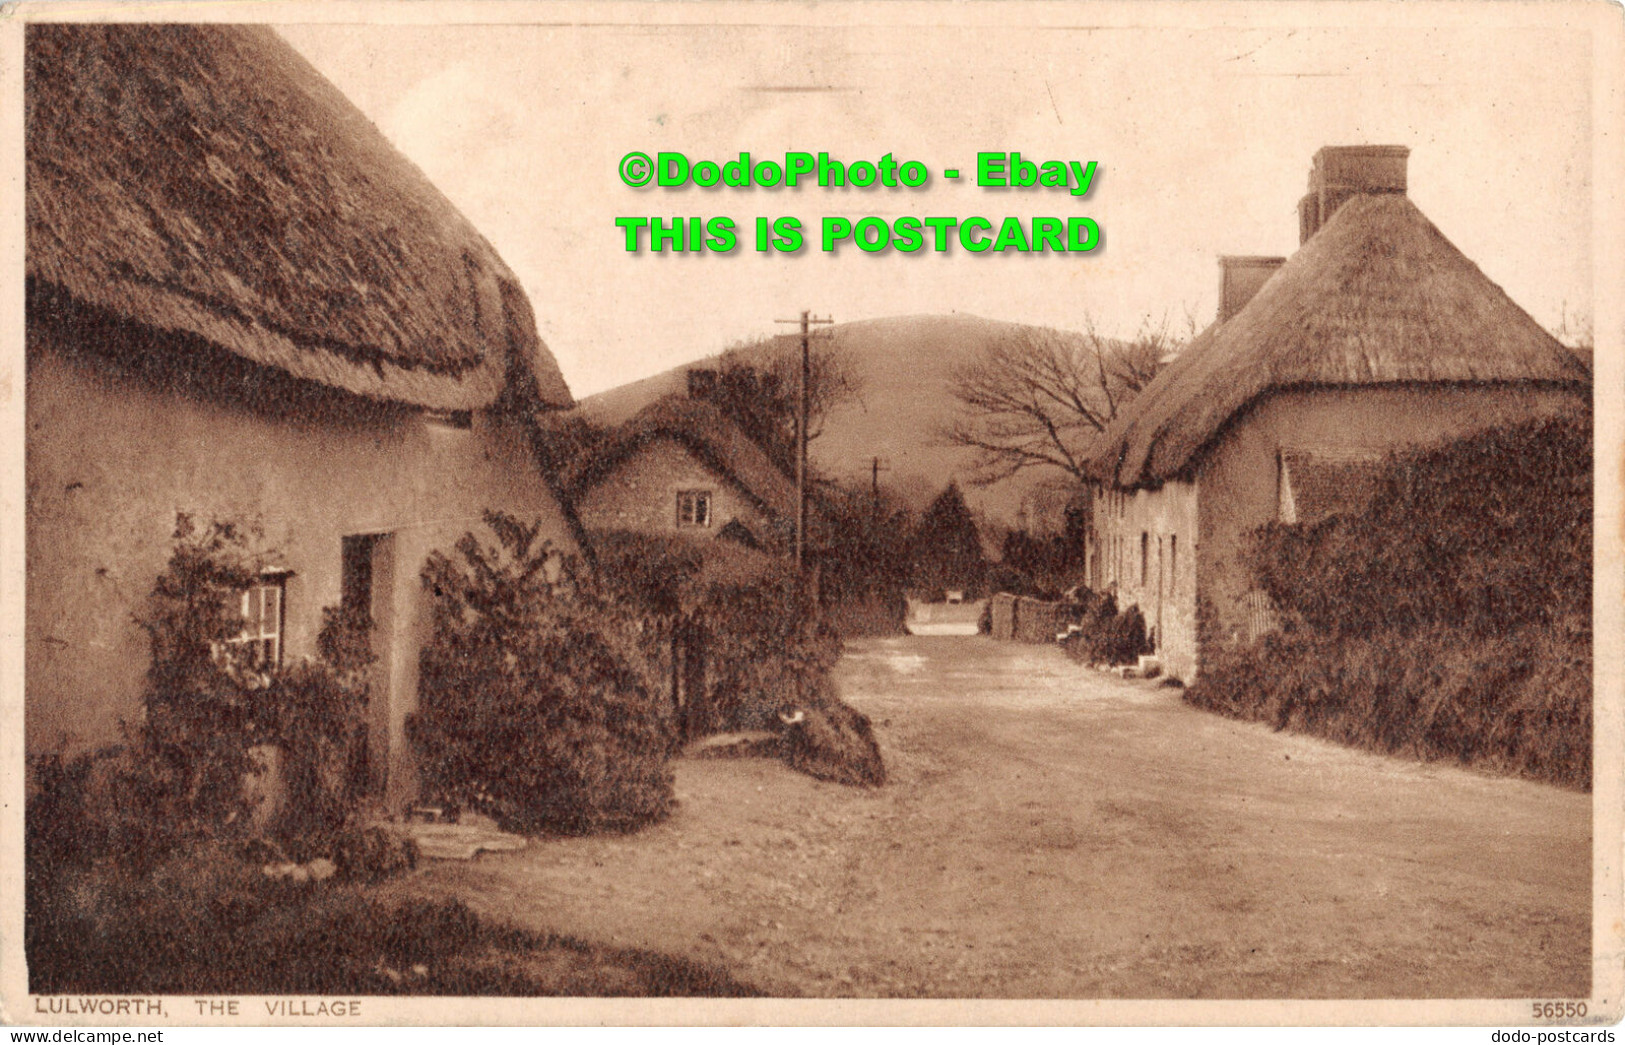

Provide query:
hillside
left=572, top=314, right=1086, bottom=529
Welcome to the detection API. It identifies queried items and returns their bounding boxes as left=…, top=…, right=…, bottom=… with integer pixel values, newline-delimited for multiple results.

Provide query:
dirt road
left=399, top=636, right=1592, bottom=998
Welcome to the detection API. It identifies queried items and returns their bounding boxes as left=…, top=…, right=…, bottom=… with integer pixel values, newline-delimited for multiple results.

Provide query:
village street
left=394, top=636, right=1592, bottom=999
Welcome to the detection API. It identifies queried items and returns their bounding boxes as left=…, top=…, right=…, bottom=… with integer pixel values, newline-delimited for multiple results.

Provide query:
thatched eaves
left=566, top=396, right=799, bottom=525
left=1092, top=193, right=1589, bottom=489
left=26, top=24, right=572, bottom=411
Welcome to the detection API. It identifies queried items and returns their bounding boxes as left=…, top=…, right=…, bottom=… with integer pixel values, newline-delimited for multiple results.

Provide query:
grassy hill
left=572, top=313, right=1086, bottom=530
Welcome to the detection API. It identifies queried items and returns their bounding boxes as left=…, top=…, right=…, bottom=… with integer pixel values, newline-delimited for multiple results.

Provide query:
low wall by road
left=989, top=593, right=1068, bottom=643
left=905, top=599, right=986, bottom=636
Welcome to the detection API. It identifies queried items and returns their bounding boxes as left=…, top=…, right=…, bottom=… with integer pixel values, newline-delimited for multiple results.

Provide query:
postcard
left=2, top=0, right=1620, bottom=1029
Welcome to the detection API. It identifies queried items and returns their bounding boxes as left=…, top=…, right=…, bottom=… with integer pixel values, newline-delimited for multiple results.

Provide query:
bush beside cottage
left=1184, top=415, right=1593, bottom=789
left=409, top=513, right=677, bottom=835
left=592, top=529, right=886, bottom=787
left=26, top=511, right=769, bottom=996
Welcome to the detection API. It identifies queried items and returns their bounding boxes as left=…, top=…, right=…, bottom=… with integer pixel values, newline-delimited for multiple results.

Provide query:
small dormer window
left=676, top=490, right=713, bottom=528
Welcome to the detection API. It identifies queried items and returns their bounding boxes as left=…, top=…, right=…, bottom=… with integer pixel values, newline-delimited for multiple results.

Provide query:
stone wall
left=988, top=593, right=1067, bottom=644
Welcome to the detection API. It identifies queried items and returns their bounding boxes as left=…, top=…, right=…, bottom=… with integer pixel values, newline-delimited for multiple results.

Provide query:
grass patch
left=28, top=843, right=761, bottom=997
left=1187, top=620, right=1590, bottom=789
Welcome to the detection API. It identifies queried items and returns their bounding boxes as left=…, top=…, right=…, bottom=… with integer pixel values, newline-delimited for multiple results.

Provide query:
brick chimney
left=1298, top=145, right=1410, bottom=244
left=1218, top=255, right=1286, bottom=322
left=685, top=367, right=718, bottom=399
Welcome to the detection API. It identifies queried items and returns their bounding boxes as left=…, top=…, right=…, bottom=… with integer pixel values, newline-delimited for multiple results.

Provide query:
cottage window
left=1169, top=535, right=1178, bottom=593
left=676, top=490, right=713, bottom=528
left=1140, top=532, right=1150, bottom=588
left=226, top=571, right=288, bottom=670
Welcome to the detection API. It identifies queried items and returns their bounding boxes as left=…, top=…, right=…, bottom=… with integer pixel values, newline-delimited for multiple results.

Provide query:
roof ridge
left=1093, top=192, right=1588, bottom=488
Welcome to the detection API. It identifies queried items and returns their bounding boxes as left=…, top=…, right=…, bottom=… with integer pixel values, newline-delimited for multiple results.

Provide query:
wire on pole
left=773, top=311, right=834, bottom=571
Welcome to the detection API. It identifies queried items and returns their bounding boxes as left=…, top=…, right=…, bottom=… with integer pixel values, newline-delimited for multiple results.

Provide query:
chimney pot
left=1218, top=255, right=1286, bottom=322
left=685, top=368, right=718, bottom=399
left=1300, top=144, right=1410, bottom=244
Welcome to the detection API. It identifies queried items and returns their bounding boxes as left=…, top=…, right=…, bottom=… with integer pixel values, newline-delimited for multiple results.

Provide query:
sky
left=277, top=6, right=1597, bottom=400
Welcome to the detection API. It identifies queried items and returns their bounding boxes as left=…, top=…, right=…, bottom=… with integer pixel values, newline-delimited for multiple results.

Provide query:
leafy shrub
left=30, top=515, right=379, bottom=879
left=260, top=660, right=370, bottom=846
left=592, top=530, right=882, bottom=785
left=690, top=563, right=843, bottom=735
left=995, top=510, right=1091, bottom=599
left=408, top=512, right=676, bottom=835
left=593, top=533, right=845, bottom=721
left=1248, top=415, right=1591, bottom=637
left=824, top=591, right=907, bottom=638
left=1186, top=620, right=1591, bottom=789
left=329, top=825, right=420, bottom=884
left=1059, top=590, right=1154, bottom=665
left=781, top=695, right=887, bottom=787
left=26, top=745, right=187, bottom=879
left=808, top=484, right=912, bottom=637
left=1185, top=417, right=1592, bottom=789
left=131, top=514, right=272, bottom=840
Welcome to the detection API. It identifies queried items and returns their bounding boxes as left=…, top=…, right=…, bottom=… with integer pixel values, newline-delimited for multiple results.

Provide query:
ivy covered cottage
left=25, top=25, right=577, bottom=805
left=1087, top=146, right=1590, bottom=682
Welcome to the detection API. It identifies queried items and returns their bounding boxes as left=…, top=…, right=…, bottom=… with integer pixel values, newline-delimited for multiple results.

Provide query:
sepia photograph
left=3, top=0, right=1620, bottom=1029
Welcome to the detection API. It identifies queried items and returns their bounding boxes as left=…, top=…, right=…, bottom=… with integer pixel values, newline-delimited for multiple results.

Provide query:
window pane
left=677, top=491, right=713, bottom=527
left=262, top=585, right=280, bottom=638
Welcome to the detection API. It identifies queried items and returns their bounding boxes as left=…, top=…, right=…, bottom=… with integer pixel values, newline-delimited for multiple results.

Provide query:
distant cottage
left=564, top=394, right=797, bottom=550
left=25, top=25, right=578, bottom=804
left=1088, top=146, right=1590, bottom=682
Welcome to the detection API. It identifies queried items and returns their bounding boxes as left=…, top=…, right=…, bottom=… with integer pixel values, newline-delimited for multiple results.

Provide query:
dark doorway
left=342, top=532, right=394, bottom=793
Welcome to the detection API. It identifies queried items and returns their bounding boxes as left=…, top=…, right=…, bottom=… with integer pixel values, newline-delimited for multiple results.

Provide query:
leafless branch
left=936, top=319, right=1174, bottom=486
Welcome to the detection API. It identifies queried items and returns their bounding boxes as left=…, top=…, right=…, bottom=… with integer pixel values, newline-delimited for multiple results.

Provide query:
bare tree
left=696, top=336, right=864, bottom=475
left=938, top=319, right=1173, bottom=486
left=1550, top=301, right=1594, bottom=370
left=747, top=337, right=864, bottom=444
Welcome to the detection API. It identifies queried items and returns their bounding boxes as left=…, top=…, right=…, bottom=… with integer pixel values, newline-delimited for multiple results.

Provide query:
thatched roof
left=1093, top=193, right=1590, bottom=489
left=566, top=396, right=799, bottom=525
left=26, top=24, right=571, bottom=411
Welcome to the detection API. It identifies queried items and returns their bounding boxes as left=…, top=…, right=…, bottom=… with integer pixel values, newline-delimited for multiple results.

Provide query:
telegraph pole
left=869, top=456, right=891, bottom=517
left=774, top=310, right=834, bottom=570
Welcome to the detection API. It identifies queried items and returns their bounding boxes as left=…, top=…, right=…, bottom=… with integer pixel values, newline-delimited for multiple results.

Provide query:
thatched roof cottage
left=26, top=25, right=577, bottom=804
left=1088, top=146, right=1590, bottom=682
left=565, top=394, right=798, bottom=550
